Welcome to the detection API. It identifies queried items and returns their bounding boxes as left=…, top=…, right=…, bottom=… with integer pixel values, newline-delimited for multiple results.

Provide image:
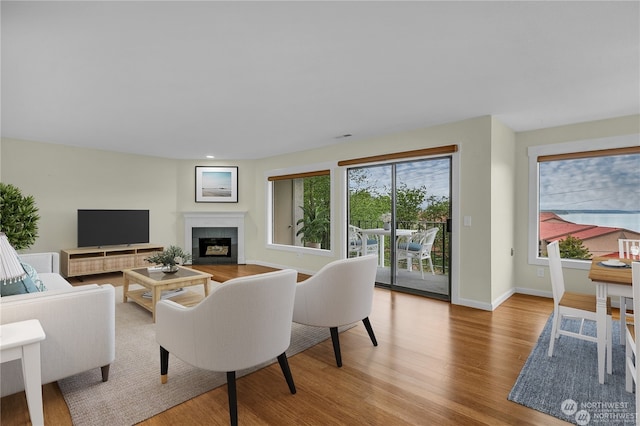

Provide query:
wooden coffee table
left=123, top=266, right=212, bottom=321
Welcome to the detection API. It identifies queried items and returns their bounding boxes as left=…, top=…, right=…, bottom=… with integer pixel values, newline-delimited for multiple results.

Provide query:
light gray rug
left=508, top=315, right=635, bottom=425
left=59, top=286, right=350, bottom=425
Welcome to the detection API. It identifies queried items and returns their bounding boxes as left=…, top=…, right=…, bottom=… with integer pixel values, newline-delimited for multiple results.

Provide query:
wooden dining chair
left=625, top=262, right=640, bottom=412
left=619, top=239, right=640, bottom=344
left=547, top=241, right=612, bottom=375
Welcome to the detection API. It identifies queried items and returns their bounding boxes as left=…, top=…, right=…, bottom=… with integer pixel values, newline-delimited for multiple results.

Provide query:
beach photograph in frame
left=195, top=166, right=238, bottom=203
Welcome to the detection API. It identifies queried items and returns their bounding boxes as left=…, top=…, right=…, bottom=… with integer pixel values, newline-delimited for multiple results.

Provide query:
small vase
left=161, top=264, right=179, bottom=274
left=383, top=222, right=391, bottom=230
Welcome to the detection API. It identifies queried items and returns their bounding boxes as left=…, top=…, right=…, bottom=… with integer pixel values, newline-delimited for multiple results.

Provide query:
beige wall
left=490, top=118, right=516, bottom=305
left=2, top=113, right=637, bottom=309
left=1, top=139, right=178, bottom=252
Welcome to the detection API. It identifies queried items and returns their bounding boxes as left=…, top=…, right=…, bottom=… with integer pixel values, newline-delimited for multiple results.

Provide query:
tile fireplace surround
left=183, top=212, right=246, bottom=264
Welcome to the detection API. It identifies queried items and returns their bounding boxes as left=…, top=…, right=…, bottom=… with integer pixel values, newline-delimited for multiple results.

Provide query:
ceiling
left=2, top=1, right=638, bottom=160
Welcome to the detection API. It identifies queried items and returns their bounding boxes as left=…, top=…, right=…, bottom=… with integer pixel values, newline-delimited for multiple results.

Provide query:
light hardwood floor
left=1, top=265, right=573, bottom=425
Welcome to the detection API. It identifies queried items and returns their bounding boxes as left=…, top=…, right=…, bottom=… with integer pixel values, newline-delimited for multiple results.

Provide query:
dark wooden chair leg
left=362, top=317, right=378, bottom=346
left=277, top=352, right=297, bottom=394
left=227, top=371, right=238, bottom=426
left=160, top=346, right=169, bottom=384
left=330, top=326, right=342, bottom=367
left=100, top=365, right=110, bottom=382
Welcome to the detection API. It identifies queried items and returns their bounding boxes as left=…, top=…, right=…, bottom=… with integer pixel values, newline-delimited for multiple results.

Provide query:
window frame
left=527, top=133, right=640, bottom=270
left=265, top=162, right=336, bottom=257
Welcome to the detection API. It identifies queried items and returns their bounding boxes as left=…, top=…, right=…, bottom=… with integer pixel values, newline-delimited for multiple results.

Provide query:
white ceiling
left=2, top=1, right=639, bottom=160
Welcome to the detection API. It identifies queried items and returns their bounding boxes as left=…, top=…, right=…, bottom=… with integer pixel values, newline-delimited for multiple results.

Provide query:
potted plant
left=296, top=205, right=329, bottom=249
left=145, top=245, right=192, bottom=273
left=0, top=183, right=40, bottom=250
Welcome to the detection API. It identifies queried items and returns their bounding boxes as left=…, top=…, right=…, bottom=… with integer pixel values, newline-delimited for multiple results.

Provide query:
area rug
left=508, top=315, right=636, bottom=425
left=59, top=286, right=351, bottom=425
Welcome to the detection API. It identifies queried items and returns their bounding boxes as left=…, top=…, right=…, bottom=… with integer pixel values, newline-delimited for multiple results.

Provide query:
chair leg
left=160, top=346, right=169, bottom=384
left=330, top=327, right=342, bottom=367
left=607, top=315, right=613, bottom=375
left=548, top=312, right=559, bottom=357
left=621, top=296, right=627, bottom=345
left=101, top=364, right=110, bottom=382
left=626, top=336, right=633, bottom=392
left=227, top=371, right=238, bottom=426
left=362, top=317, right=378, bottom=347
left=277, top=352, right=297, bottom=394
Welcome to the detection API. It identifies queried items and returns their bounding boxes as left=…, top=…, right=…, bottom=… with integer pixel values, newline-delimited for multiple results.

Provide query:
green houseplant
left=296, top=205, right=329, bottom=248
left=0, top=183, right=40, bottom=250
left=145, top=245, right=192, bottom=273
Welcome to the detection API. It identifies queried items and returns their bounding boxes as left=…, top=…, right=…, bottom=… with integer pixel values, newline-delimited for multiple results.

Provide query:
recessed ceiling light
left=206, top=155, right=215, bottom=159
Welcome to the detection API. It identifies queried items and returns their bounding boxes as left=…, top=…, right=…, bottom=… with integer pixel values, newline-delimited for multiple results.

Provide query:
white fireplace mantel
left=184, top=212, right=247, bottom=264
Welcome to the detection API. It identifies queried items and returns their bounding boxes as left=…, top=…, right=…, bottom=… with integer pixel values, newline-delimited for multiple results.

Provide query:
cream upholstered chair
left=348, top=225, right=378, bottom=258
left=396, top=227, right=438, bottom=278
left=619, top=239, right=640, bottom=344
left=547, top=241, right=612, bottom=375
left=625, top=262, right=640, bottom=411
left=155, top=269, right=298, bottom=426
left=293, top=255, right=378, bottom=367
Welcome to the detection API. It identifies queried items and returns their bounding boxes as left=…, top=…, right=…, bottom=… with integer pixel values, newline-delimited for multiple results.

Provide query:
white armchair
left=155, top=269, right=298, bottom=426
left=292, top=255, right=378, bottom=367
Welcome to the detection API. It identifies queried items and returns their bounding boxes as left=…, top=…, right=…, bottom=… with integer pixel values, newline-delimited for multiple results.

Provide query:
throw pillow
left=1, top=273, right=40, bottom=296
left=21, top=261, right=47, bottom=292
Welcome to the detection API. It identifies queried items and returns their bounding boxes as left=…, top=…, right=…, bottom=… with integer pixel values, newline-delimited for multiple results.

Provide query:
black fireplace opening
left=199, top=238, right=232, bottom=258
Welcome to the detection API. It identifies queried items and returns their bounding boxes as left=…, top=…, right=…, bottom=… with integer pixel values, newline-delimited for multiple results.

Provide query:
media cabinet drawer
left=104, top=255, right=136, bottom=271
left=67, top=258, right=105, bottom=276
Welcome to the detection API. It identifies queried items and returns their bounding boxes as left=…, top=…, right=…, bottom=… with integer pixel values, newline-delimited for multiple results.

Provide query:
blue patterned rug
left=509, top=315, right=636, bottom=425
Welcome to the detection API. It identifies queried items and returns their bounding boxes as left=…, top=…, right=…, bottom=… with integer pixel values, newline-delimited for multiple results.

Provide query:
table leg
left=379, top=236, right=385, bottom=267
left=595, top=282, right=608, bottom=384
left=203, top=278, right=209, bottom=297
left=152, top=287, right=162, bottom=322
left=22, top=342, right=44, bottom=426
left=123, top=274, right=129, bottom=303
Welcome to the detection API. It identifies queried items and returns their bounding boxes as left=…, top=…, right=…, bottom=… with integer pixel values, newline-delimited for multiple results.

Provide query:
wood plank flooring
left=1, top=265, right=575, bottom=425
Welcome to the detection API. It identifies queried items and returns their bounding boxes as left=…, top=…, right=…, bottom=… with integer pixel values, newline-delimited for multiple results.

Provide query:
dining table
left=588, top=256, right=633, bottom=384
left=359, top=228, right=416, bottom=267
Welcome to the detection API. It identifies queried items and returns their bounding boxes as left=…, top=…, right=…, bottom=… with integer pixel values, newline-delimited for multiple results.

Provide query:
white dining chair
left=624, top=262, right=640, bottom=413
left=547, top=241, right=613, bottom=376
left=619, top=239, right=640, bottom=344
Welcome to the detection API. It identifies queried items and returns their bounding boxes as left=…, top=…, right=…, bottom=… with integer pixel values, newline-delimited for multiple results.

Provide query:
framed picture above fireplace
left=195, top=166, right=239, bottom=203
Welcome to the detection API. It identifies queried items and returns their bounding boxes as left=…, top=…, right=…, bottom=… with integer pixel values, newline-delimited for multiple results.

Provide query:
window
left=528, top=135, right=640, bottom=267
left=267, top=166, right=333, bottom=253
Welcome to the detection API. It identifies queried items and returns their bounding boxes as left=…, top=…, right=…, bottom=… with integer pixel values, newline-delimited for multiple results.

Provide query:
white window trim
left=527, top=133, right=639, bottom=270
left=265, top=161, right=337, bottom=257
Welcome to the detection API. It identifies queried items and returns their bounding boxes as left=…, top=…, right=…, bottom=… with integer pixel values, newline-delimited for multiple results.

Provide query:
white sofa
left=1, top=252, right=115, bottom=397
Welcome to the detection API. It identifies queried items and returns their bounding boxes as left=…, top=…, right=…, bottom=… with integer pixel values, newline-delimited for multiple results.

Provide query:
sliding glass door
left=347, top=156, right=451, bottom=300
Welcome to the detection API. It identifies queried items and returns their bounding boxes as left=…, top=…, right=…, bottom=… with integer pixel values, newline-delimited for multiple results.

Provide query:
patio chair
left=348, top=225, right=378, bottom=258
left=396, top=227, right=438, bottom=278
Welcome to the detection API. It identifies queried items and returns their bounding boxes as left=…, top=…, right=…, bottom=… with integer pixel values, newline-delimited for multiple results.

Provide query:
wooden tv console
left=60, top=244, right=164, bottom=278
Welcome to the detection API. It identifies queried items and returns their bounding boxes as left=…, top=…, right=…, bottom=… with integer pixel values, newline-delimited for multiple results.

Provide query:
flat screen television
left=77, top=209, right=150, bottom=247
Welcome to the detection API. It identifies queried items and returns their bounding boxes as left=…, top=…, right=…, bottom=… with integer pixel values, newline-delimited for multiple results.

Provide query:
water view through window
left=539, top=151, right=640, bottom=258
